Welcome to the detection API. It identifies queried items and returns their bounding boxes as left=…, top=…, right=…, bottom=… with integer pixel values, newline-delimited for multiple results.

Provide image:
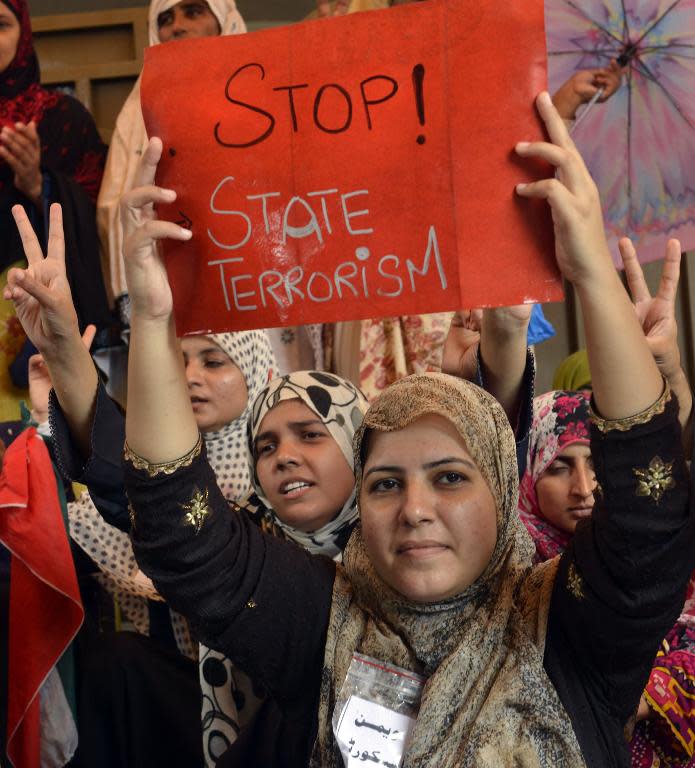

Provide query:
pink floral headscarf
left=518, top=390, right=592, bottom=562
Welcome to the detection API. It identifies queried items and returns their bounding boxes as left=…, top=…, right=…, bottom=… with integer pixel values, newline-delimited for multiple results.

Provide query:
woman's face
left=360, top=414, right=497, bottom=603
left=157, top=1, right=221, bottom=42
left=181, top=336, right=247, bottom=433
left=535, top=443, right=596, bottom=535
left=254, top=399, right=355, bottom=533
left=0, top=4, right=20, bottom=75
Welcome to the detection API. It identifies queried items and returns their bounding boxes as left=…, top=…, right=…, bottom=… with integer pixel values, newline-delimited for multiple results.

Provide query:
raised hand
left=515, top=92, right=613, bottom=289
left=594, top=60, right=624, bottom=102
left=3, top=204, right=80, bottom=352
left=552, top=60, right=624, bottom=120
left=120, top=137, right=191, bottom=322
left=123, top=137, right=199, bottom=463
left=0, top=121, right=42, bottom=204
left=620, top=238, right=681, bottom=379
left=442, top=305, right=531, bottom=427
left=620, top=237, right=692, bottom=436
left=5, top=203, right=99, bottom=456
left=515, top=92, right=662, bottom=420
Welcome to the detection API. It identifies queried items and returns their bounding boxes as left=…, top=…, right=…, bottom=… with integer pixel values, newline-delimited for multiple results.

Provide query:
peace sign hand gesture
left=3, top=203, right=80, bottom=353
left=620, top=237, right=692, bottom=437
left=620, top=237, right=682, bottom=380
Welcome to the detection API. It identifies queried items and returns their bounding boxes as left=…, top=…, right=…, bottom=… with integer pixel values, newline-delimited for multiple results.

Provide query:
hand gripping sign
left=141, top=0, right=560, bottom=335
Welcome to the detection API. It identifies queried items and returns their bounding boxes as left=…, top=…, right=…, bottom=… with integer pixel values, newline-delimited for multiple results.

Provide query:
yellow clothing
left=0, top=262, right=29, bottom=422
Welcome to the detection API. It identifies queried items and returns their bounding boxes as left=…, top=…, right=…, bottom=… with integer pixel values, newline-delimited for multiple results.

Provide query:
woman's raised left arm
left=516, top=92, right=695, bottom=730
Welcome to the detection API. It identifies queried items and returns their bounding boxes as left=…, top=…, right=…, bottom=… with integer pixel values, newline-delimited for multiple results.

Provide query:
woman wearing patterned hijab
left=517, top=390, right=594, bottom=563
left=243, top=372, right=368, bottom=556
left=519, top=390, right=695, bottom=767
left=201, top=370, right=368, bottom=765
left=47, top=328, right=276, bottom=766
left=112, top=90, right=695, bottom=767
left=125, top=349, right=690, bottom=766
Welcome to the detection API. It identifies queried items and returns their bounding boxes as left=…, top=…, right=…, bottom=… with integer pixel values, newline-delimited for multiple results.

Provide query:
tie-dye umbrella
left=546, top=0, right=695, bottom=264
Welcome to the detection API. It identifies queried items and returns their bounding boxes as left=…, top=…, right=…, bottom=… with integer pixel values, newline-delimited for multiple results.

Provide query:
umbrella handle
left=571, top=87, right=604, bottom=134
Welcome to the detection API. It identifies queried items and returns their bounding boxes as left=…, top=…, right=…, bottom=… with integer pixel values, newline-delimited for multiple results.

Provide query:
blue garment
left=527, top=304, right=555, bottom=346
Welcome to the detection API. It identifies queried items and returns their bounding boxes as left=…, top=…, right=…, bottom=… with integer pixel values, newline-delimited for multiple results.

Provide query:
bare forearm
left=43, top=336, right=98, bottom=458
left=479, top=312, right=528, bottom=426
left=576, top=266, right=663, bottom=419
left=125, top=314, right=198, bottom=463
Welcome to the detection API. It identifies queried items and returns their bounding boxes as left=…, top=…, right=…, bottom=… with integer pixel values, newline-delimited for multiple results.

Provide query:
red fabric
left=0, top=428, right=83, bottom=768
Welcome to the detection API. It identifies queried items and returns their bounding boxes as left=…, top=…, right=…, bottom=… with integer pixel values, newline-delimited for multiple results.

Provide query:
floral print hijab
left=518, top=390, right=592, bottom=562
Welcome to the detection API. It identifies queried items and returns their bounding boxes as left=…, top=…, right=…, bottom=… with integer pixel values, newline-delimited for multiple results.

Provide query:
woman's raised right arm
left=119, top=137, right=197, bottom=463
left=5, top=204, right=98, bottom=458
left=516, top=92, right=662, bottom=417
left=121, top=137, right=336, bottom=697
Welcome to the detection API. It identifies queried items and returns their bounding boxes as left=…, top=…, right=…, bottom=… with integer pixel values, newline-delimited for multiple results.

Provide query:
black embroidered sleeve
left=549, top=391, right=694, bottom=726
left=124, top=442, right=336, bottom=699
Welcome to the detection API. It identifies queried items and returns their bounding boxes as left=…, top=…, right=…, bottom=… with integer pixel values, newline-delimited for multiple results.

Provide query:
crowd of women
left=1, top=0, right=694, bottom=767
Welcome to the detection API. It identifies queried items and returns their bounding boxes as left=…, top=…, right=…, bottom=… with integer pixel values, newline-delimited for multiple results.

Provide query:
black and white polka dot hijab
left=203, top=330, right=276, bottom=499
left=243, top=371, right=369, bottom=558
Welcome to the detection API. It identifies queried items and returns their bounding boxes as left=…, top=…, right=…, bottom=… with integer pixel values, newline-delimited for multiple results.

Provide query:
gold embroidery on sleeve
left=181, top=488, right=211, bottom=534
left=246, top=598, right=257, bottom=609
left=591, top=380, right=670, bottom=433
left=634, top=456, right=676, bottom=503
left=124, top=435, right=203, bottom=478
left=128, top=502, right=136, bottom=530
left=566, top=562, right=585, bottom=600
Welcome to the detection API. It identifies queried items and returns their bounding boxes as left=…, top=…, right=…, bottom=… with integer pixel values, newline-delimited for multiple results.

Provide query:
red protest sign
left=141, top=0, right=560, bottom=335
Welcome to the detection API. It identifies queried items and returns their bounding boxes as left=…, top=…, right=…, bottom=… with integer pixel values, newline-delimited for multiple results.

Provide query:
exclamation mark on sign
left=412, top=64, right=426, bottom=145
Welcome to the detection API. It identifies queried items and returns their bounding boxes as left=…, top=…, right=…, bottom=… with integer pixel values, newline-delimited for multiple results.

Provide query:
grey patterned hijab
left=242, top=371, right=369, bottom=558
left=311, top=373, right=585, bottom=768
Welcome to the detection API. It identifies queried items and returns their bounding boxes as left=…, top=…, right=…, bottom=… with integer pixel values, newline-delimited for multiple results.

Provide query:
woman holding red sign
left=118, top=92, right=693, bottom=765
left=10, top=92, right=695, bottom=766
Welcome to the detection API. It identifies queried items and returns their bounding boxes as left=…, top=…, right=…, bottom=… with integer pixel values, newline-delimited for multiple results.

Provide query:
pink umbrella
left=546, top=0, right=695, bottom=263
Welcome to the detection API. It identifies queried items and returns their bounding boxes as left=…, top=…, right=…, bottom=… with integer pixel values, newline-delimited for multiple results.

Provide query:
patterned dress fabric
left=631, top=573, right=695, bottom=768
left=357, top=314, right=453, bottom=400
